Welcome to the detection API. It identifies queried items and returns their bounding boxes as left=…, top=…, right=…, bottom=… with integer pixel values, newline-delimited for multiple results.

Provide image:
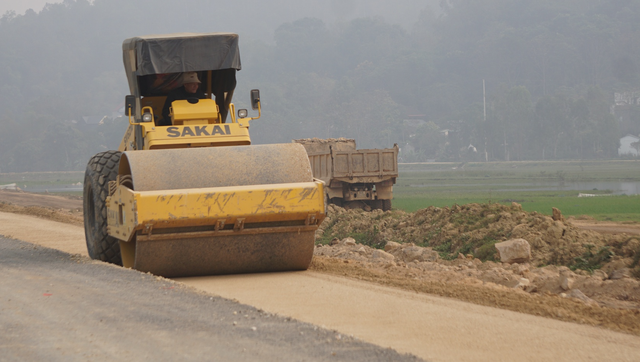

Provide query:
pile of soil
left=317, top=203, right=640, bottom=278
left=0, top=189, right=82, bottom=210
left=312, top=203, right=640, bottom=334
left=0, top=195, right=84, bottom=226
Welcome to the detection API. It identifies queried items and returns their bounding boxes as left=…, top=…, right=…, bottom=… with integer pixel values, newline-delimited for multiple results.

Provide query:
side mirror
left=250, top=89, right=260, bottom=110
left=125, top=95, right=137, bottom=117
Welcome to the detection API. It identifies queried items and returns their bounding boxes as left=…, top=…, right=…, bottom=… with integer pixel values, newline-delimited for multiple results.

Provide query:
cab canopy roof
left=122, top=32, right=241, bottom=77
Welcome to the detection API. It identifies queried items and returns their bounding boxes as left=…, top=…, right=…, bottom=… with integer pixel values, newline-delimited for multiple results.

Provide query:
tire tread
left=83, top=150, right=122, bottom=265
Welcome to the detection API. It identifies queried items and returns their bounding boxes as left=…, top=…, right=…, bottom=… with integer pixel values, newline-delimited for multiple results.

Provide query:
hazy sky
left=0, top=0, right=63, bottom=15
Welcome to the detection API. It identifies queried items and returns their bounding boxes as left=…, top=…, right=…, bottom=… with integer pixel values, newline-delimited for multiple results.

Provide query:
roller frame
left=105, top=180, right=325, bottom=277
left=106, top=180, right=325, bottom=243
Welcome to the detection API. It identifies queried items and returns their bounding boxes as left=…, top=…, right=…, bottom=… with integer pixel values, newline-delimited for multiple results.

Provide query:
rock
left=546, top=222, right=564, bottom=240
left=391, top=245, right=439, bottom=263
left=513, top=264, right=530, bottom=276
left=592, top=270, right=608, bottom=280
left=510, top=224, right=529, bottom=238
left=567, top=289, right=596, bottom=305
left=582, top=277, right=603, bottom=289
left=609, top=268, right=631, bottom=280
left=552, top=207, right=564, bottom=222
left=560, top=277, right=574, bottom=291
left=560, top=270, right=574, bottom=291
left=421, top=249, right=439, bottom=262
left=330, top=238, right=340, bottom=246
left=494, top=239, right=531, bottom=264
left=514, top=278, right=530, bottom=290
left=396, top=246, right=422, bottom=262
left=457, top=253, right=465, bottom=259
left=384, top=241, right=401, bottom=252
left=341, top=237, right=356, bottom=246
left=356, top=246, right=366, bottom=254
left=372, top=250, right=395, bottom=261
left=398, top=222, right=408, bottom=229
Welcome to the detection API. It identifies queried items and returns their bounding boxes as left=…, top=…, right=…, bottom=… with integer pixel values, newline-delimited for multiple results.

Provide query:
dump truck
left=83, top=33, right=326, bottom=278
left=294, top=138, right=398, bottom=211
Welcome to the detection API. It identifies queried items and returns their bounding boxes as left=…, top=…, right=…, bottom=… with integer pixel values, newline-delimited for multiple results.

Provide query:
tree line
left=0, top=0, right=638, bottom=171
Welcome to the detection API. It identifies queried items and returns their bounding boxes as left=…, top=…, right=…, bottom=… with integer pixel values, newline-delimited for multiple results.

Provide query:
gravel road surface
left=0, top=236, right=421, bottom=362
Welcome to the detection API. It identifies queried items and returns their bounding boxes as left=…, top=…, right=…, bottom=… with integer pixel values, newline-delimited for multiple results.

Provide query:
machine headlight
left=142, top=111, right=153, bottom=122
left=238, top=109, right=248, bottom=118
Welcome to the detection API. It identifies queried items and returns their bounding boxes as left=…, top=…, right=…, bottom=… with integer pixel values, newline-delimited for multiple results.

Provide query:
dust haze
left=0, top=0, right=638, bottom=172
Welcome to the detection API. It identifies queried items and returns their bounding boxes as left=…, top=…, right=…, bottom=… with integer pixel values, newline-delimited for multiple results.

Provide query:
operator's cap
left=182, top=72, right=201, bottom=84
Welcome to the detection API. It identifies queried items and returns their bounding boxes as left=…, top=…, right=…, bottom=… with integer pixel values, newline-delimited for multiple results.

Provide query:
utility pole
left=504, top=129, right=509, bottom=161
left=483, top=79, right=488, bottom=162
left=483, top=79, right=486, bottom=122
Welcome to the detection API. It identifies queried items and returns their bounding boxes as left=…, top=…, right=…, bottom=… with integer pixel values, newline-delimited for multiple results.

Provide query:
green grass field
left=394, top=160, right=640, bottom=222
left=0, top=171, right=83, bottom=188
left=0, top=171, right=84, bottom=196
left=1, top=160, right=639, bottom=222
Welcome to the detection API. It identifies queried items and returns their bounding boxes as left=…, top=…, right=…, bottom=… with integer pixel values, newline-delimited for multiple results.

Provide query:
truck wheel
left=382, top=199, right=392, bottom=211
left=83, top=150, right=122, bottom=265
left=370, top=200, right=383, bottom=210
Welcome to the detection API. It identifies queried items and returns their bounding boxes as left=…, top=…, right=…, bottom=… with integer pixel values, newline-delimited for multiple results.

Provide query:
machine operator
left=159, top=72, right=206, bottom=126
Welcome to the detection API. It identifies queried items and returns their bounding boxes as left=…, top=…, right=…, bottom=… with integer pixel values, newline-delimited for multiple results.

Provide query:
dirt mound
left=315, top=238, right=640, bottom=304
left=293, top=137, right=354, bottom=144
left=312, top=204, right=640, bottom=333
left=317, top=203, right=640, bottom=278
left=0, top=200, right=83, bottom=226
left=292, top=138, right=356, bottom=153
left=0, top=189, right=82, bottom=210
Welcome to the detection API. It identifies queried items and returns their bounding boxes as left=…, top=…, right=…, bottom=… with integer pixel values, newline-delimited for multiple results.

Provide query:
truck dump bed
left=294, top=138, right=398, bottom=210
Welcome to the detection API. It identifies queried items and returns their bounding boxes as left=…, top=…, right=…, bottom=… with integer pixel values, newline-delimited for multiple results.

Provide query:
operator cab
left=137, top=69, right=237, bottom=126
left=122, top=33, right=242, bottom=126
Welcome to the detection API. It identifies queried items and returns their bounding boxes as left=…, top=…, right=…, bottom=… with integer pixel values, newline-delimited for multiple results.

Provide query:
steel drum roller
left=116, top=143, right=321, bottom=277
left=119, top=143, right=314, bottom=191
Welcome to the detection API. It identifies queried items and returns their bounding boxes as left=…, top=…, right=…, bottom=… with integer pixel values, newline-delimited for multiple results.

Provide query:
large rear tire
left=330, top=197, right=344, bottom=207
left=83, top=150, right=122, bottom=265
left=370, top=199, right=383, bottom=210
left=382, top=199, right=392, bottom=211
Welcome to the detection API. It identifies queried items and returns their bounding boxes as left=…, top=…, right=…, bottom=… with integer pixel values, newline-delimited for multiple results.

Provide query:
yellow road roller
left=83, top=33, right=326, bottom=277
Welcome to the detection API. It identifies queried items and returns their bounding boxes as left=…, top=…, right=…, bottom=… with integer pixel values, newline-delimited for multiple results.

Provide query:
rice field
left=393, top=160, right=640, bottom=222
